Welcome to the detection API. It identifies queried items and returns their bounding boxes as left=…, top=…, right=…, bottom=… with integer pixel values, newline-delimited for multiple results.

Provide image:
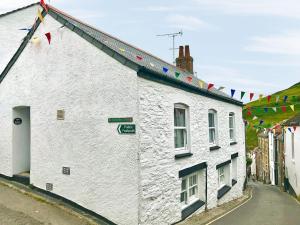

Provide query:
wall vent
left=57, top=110, right=65, bottom=120
left=46, top=183, right=53, bottom=191
left=62, top=167, right=71, bottom=175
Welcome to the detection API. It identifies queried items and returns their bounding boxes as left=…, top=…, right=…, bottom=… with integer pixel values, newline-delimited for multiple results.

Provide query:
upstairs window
left=209, top=109, right=218, bottom=145
left=229, top=113, right=235, bottom=142
left=174, top=104, right=189, bottom=151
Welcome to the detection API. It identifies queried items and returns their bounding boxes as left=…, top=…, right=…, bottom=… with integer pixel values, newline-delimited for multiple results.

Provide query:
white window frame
left=232, top=158, right=238, bottom=181
left=180, top=173, right=199, bottom=208
left=218, top=167, right=226, bottom=188
left=208, top=109, right=218, bottom=146
left=174, top=103, right=190, bottom=153
left=229, top=112, right=236, bottom=142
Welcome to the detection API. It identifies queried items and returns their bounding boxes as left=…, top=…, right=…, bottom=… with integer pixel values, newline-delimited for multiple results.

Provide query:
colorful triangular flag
left=186, top=76, right=193, bottom=82
left=259, top=94, right=263, bottom=102
left=199, top=81, right=204, bottom=88
left=208, top=83, right=214, bottom=91
left=290, top=105, right=295, bottom=111
left=250, top=93, right=254, bottom=101
left=45, top=32, right=51, bottom=44
left=284, top=96, right=288, bottom=102
left=259, top=120, right=264, bottom=125
left=218, top=86, right=225, bottom=91
left=272, top=107, right=277, bottom=112
left=253, top=116, right=258, bottom=120
left=175, top=72, right=180, bottom=78
left=293, top=126, right=297, bottom=132
left=163, top=67, right=168, bottom=73
left=241, top=91, right=246, bottom=100
left=264, top=108, right=268, bottom=113
left=267, top=95, right=271, bottom=103
left=37, top=9, right=44, bottom=23
left=281, top=106, right=287, bottom=112
left=231, top=89, right=236, bottom=98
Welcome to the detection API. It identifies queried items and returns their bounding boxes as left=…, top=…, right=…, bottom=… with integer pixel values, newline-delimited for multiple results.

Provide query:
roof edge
left=0, top=2, right=39, bottom=18
left=137, top=67, right=244, bottom=107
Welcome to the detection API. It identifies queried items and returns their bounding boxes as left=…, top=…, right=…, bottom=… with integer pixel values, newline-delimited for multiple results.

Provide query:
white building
left=269, top=131, right=276, bottom=185
left=283, top=114, right=300, bottom=197
left=0, top=3, right=246, bottom=225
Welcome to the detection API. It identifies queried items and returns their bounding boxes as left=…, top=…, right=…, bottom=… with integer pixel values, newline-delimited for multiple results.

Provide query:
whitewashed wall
left=0, top=13, right=139, bottom=225
left=285, top=128, right=300, bottom=196
left=0, top=5, right=38, bottom=74
left=269, top=132, right=275, bottom=185
left=138, top=78, right=246, bottom=225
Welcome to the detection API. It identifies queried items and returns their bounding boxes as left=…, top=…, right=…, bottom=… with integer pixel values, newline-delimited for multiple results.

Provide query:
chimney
left=176, top=45, right=193, bottom=74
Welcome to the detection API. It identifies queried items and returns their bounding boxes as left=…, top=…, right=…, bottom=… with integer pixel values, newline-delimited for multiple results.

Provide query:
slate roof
left=0, top=3, right=38, bottom=18
left=282, top=113, right=300, bottom=126
left=0, top=3, right=243, bottom=106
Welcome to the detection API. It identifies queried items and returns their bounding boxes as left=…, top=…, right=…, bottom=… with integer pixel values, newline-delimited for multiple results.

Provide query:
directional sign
left=117, top=124, right=136, bottom=134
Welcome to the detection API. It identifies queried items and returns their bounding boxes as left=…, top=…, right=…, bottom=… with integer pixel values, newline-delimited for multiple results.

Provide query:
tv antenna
left=157, top=30, right=183, bottom=65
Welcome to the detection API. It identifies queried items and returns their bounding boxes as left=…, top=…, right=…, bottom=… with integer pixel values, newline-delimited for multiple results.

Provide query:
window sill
left=175, top=153, right=193, bottom=160
left=232, top=179, right=237, bottom=186
left=181, top=200, right=205, bottom=220
left=210, top=146, right=221, bottom=151
left=230, top=142, right=237, bottom=146
left=217, top=185, right=231, bottom=199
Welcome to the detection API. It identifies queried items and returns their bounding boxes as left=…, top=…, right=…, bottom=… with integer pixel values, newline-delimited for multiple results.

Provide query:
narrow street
left=0, top=182, right=95, bottom=225
left=211, top=182, right=300, bottom=225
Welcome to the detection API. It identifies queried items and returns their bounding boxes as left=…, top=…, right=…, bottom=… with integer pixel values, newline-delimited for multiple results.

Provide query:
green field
left=244, top=82, right=300, bottom=151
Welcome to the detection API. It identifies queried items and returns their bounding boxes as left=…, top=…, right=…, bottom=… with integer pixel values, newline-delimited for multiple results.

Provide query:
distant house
left=283, top=114, right=300, bottom=197
left=258, top=132, right=270, bottom=183
left=0, top=3, right=246, bottom=225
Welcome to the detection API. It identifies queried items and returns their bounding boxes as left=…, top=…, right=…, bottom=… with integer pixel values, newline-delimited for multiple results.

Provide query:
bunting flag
left=288, top=128, right=292, bottom=133
left=290, top=105, right=295, bottom=111
left=241, top=91, right=245, bottom=100
left=231, top=89, right=236, bottom=98
left=253, top=116, right=258, bottom=120
left=40, top=0, right=48, bottom=12
left=276, top=96, right=280, bottom=104
left=37, top=9, right=44, bottom=23
left=136, top=55, right=143, bottom=61
left=208, top=83, right=214, bottom=91
left=272, top=107, right=277, bottom=112
left=119, top=48, right=125, bottom=52
left=259, top=120, right=264, bottom=125
left=218, top=86, right=225, bottom=91
left=186, top=76, right=193, bottom=82
left=45, top=32, right=51, bottom=44
left=19, top=28, right=32, bottom=32
left=162, top=67, right=168, bottom=73
left=293, top=126, right=297, bottom=132
left=259, top=94, right=263, bottom=102
left=150, top=63, right=154, bottom=67
left=175, top=72, right=180, bottom=78
left=284, top=96, right=288, bottom=102
left=250, top=93, right=254, bottom=101
left=281, top=106, right=287, bottom=112
left=267, top=95, right=271, bottom=103
left=247, top=108, right=252, bottom=116
left=199, top=81, right=204, bottom=89
left=31, top=36, right=41, bottom=45
left=264, top=108, right=268, bottom=113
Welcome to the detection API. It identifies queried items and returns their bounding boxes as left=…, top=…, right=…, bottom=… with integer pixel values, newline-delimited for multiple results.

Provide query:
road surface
left=211, top=182, right=300, bottom=225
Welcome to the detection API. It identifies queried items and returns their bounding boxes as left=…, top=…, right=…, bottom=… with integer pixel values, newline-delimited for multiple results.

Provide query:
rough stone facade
left=138, top=78, right=246, bottom=225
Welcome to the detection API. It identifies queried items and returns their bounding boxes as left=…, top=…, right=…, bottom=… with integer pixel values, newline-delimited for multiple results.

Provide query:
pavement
left=211, top=182, right=300, bottom=225
left=0, top=181, right=96, bottom=225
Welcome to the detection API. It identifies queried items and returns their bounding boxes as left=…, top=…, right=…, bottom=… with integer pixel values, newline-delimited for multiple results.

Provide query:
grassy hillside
left=244, top=82, right=300, bottom=151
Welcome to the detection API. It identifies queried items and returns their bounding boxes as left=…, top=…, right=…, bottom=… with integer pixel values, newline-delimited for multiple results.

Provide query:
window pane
left=174, top=108, right=186, bottom=127
left=175, top=129, right=186, bottom=148
left=209, top=113, right=215, bottom=127
left=189, top=175, right=197, bottom=186
left=181, top=179, right=187, bottom=190
left=189, top=186, right=197, bottom=197
left=209, top=129, right=215, bottom=143
left=229, top=117, right=234, bottom=128
left=181, top=191, right=187, bottom=203
left=230, top=129, right=234, bottom=140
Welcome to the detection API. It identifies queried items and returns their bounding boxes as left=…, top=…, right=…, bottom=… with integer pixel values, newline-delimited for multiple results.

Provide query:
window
left=232, top=158, right=237, bottom=181
left=208, top=109, right=218, bottom=145
left=229, top=113, right=235, bottom=142
left=180, top=173, right=199, bottom=206
left=218, top=165, right=230, bottom=188
left=292, top=133, right=295, bottom=159
left=174, top=104, right=189, bottom=151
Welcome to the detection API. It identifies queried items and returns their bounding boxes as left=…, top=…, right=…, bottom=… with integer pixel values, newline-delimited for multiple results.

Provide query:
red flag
left=293, top=126, right=297, bottom=132
left=40, top=0, right=48, bottom=12
left=45, top=32, right=51, bottom=44
left=136, top=55, right=143, bottom=61
left=247, top=109, right=252, bottom=116
left=250, top=93, right=254, bottom=101
left=267, top=95, right=271, bottom=103
left=281, top=106, right=287, bottom=112
left=208, top=83, right=214, bottom=90
left=186, top=76, right=193, bottom=82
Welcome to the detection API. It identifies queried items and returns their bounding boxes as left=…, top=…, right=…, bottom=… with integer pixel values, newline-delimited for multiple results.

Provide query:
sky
left=1, top=0, right=300, bottom=98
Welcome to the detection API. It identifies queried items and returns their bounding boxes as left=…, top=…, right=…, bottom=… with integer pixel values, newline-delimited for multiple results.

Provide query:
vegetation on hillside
left=243, top=82, right=300, bottom=151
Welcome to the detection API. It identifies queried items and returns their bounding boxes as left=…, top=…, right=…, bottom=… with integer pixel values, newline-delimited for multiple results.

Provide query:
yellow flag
left=38, top=9, right=44, bottom=23
left=259, top=94, right=263, bottom=102
left=290, top=105, right=295, bottom=111
left=199, top=81, right=204, bottom=89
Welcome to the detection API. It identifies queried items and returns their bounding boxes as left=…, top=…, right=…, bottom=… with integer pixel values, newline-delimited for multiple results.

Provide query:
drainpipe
left=205, top=165, right=208, bottom=211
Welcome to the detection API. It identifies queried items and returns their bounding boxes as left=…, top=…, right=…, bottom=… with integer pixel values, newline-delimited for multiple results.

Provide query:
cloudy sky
left=1, top=0, right=300, bottom=97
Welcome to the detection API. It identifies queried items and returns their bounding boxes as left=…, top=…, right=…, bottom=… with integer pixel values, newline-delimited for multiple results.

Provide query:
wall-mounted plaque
left=108, top=117, right=133, bottom=123
left=13, top=118, right=22, bottom=125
